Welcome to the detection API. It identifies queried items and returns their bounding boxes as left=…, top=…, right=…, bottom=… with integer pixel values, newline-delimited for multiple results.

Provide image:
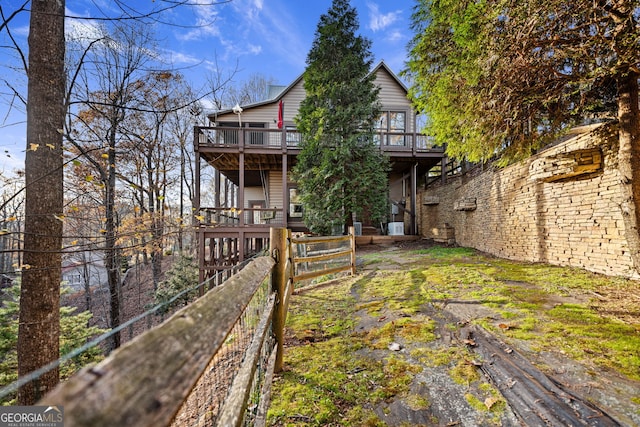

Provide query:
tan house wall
left=213, top=79, right=306, bottom=128
left=244, top=187, right=263, bottom=208
left=418, top=123, right=640, bottom=278
left=268, top=171, right=284, bottom=209
left=214, top=64, right=415, bottom=131
left=374, top=69, right=415, bottom=133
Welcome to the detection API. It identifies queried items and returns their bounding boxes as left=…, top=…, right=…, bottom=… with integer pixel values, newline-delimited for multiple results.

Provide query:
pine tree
left=153, top=254, right=199, bottom=314
left=1, top=281, right=106, bottom=405
left=294, top=0, right=389, bottom=235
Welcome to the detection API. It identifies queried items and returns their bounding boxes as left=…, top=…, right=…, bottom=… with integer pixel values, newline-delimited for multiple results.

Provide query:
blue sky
left=0, top=0, right=417, bottom=172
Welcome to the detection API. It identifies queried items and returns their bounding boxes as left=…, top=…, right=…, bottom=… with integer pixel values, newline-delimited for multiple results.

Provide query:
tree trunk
left=82, top=252, right=92, bottom=311
left=105, top=129, right=121, bottom=352
left=616, top=70, right=640, bottom=274
left=18, top=0, right=65, bottom=404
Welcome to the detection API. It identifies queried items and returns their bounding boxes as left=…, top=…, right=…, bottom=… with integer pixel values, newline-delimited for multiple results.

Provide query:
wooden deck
left=355, top=235, right=421, bottom=247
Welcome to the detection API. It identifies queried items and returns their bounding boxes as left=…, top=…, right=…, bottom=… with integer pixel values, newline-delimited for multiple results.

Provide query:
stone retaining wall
left=417, top=123, right=640, bottom=278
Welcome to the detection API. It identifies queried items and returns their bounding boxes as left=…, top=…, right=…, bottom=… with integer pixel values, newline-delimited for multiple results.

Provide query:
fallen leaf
left=484, top=396, right=499, bottom=410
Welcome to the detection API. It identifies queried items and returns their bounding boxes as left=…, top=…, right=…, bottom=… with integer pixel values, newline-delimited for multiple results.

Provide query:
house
left=62, top=251, right=108, bottom=293
left=194, top=61, right=446, bottom=281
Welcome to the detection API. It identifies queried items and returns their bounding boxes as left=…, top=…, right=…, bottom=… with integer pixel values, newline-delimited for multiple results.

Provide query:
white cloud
left=65, top=18, right=106, bottom=44
left=163, top=50, right=201, bottom=65
left=367, top=3, right=401, bottom=32
left=247, top=44, right=262, bottom=55
left=64, top=7, right=107, bottom=44
left=230, top=0, right=307, bottom=69
left=386, top=30, right=404, bottom=43
left=175, top=3, right=222, bottom=42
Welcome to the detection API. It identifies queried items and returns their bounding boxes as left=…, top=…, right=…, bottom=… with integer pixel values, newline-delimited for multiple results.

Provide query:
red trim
left=277, top=100, right=284, bottom=129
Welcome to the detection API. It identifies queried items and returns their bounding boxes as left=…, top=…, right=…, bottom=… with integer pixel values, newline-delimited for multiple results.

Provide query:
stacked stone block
left=418, top=123, right=639, bottom=278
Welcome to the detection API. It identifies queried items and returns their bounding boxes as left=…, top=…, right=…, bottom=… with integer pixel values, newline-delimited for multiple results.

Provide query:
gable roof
left=207, top=60, right=406, bottom=120
left=371, top=61, right=409, bottom=93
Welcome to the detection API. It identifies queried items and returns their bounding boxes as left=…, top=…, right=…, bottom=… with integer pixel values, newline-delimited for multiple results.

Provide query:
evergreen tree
left=153, top=254, right=199, bottom=314
left=0, top=281, right=106, bottom=405
left=405, top=0, right=637, bottom=165
left=294, top=0, right=389, bottom=235
left=405, top=0, right=640, bottom=269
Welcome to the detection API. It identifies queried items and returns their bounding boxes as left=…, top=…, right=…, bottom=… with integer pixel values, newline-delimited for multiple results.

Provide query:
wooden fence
left=39, top=228, right=355, bottom=427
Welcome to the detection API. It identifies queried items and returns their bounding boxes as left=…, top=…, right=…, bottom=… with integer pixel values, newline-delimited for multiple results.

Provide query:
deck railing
left=196, top=126, right=444, bottom=153
left=198, top=207, right=286, bottom=228
left=39, top=228, right=355, bottom=427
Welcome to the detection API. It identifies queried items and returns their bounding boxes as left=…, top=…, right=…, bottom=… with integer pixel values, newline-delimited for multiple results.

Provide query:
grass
left=267, top=246, right=640, bottom=426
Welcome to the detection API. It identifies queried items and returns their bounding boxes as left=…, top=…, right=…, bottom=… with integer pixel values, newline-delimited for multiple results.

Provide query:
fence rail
left=291, top=234, right=356, bottom=283
left=37, top=228, right=355, bottom=427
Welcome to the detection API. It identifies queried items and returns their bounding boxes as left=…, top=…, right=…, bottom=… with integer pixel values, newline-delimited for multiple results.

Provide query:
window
left=286, top=125, right=301, bottom=146
left=375, top=111, right=407, bottom=146
left=65, top=274, right=81, bottom=285
left=289, top=188, right=303, bottom=218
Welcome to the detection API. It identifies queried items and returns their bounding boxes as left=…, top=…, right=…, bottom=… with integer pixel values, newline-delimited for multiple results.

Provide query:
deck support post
left=270, top=227, right=289, bottom=372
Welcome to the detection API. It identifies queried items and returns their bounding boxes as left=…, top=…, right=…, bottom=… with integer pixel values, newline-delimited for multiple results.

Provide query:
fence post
left=349, top=226, right=356, bottom=275
left=270, top=227, right=288, bottom=373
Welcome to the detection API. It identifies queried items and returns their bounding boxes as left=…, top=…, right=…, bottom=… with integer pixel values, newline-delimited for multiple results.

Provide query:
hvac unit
left=353, top=222, right=362, bottom=236
left=388, top=222, right=404, bottom=236
left=289, top=203, right=303, bottom=218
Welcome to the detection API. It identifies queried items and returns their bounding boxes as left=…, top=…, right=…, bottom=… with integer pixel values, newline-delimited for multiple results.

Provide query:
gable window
left=375, top=111, right=406, bottom=146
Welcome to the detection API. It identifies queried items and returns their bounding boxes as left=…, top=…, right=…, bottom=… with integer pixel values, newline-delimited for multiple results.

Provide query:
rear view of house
left=194, top=62, right=446, bottom=281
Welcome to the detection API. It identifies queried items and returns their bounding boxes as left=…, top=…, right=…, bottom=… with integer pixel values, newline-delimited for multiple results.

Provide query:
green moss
left=365, top=316, right=436, bottom=349
left=539, top=304, right=640, bottom=380
left=268, top=336, right=388, bottom=424
left=450, top=359, right=481, bottom=386
left=406, top=393, right=430, bottom=410
left=269, top=278, right=428, bottom=426
left=411, top=344, right=479, bottom=372
left=358, top=270, right=428, bottom=315
left=412, top=246, right=477, bottom=259
left=383, top=356, right=423, bottom=396
left=270, top=244, right=640, bottom=425
left=343, top=407, right=385, bottom=426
